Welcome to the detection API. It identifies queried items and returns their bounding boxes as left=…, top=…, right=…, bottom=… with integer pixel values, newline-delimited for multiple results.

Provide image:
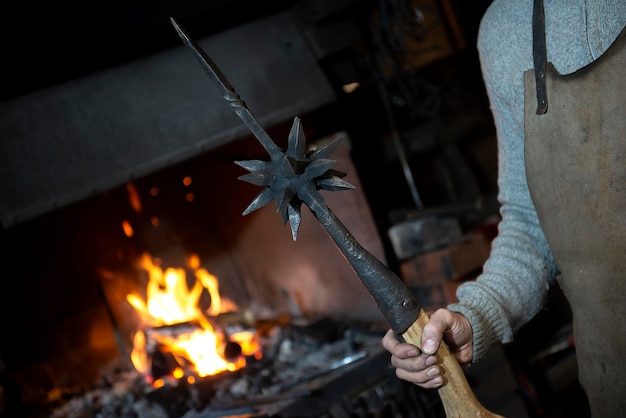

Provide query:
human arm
left=382, top=0, right=561, bottom=388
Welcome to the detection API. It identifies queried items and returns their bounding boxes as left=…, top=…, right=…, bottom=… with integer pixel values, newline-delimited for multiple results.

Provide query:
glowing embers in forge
left=126, top=253, right=260, bottom=386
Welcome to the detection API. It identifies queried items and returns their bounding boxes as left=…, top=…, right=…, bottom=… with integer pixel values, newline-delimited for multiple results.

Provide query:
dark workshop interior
left=0, top=1, right=589, bottom=417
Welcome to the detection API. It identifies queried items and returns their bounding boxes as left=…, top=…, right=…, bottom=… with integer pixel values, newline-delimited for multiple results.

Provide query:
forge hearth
left=49, top=317, right=442, bottom=418
left=0, top=129, right=395, bottom=418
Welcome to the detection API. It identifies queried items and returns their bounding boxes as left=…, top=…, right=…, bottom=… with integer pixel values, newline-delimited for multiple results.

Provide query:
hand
left=381, top=308, right=474, bottom=389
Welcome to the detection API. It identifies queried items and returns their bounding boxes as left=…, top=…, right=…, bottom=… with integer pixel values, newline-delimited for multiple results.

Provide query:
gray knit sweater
left=447, top=0, right=626, bottom=363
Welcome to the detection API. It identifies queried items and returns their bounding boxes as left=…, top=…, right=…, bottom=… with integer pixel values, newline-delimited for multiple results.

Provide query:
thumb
left=421, top=309, right=452, bottom=355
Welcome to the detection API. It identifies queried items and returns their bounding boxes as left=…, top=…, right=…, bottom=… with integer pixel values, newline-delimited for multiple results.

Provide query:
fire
left=126, top=253, right=259, bottom=382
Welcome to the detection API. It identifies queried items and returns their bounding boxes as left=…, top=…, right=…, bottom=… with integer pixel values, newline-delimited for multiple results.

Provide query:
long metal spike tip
left=169, top=17, right=280, bottom=158
left=171, top=17, right=355, bottom=238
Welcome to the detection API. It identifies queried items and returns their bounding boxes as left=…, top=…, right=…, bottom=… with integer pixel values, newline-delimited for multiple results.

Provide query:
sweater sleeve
left=446, top=0, right=558, bottom=363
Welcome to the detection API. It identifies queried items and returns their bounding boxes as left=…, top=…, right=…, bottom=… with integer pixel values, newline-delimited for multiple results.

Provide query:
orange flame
left=127, top=253, right=259, bottom=381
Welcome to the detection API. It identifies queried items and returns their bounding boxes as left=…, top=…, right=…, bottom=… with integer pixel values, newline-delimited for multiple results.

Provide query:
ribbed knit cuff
left=447, top=298, right=512, bottom=364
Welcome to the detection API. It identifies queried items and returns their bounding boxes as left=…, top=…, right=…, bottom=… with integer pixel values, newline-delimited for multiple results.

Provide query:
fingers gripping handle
left=402, top=310, right=505, bottom=418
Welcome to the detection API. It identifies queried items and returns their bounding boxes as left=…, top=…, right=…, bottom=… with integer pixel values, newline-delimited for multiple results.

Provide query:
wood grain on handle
left=402, top=309, right=505, bottom=418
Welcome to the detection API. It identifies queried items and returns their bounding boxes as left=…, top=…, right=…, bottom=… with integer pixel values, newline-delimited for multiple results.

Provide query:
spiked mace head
left=235, top=117, right=355, bottom=240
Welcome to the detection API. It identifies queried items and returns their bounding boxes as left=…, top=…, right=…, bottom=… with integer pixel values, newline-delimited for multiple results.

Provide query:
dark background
left=0, top=0, right=488, bottom=100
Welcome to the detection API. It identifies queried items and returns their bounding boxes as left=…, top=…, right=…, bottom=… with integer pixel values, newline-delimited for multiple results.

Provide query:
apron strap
left=532, top=0, right=548, bottom=114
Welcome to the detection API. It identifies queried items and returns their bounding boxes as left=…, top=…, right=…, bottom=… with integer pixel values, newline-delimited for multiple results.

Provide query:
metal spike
left=286, top=116, right=306, bottom=159
left=242, top=188, right=274, bottom=215
left=317, top=177, right=356, bottom=191
left=305, top=159, right=337, bottom=178
left=235, top=159, right=269, bottom=172
left=170, top=18, right=281, bottom=159
left=288, top=203, right=302, bottom=241
left=310, top=136, right=343, bottom=159
left=238, top=172, right=269, bottom=186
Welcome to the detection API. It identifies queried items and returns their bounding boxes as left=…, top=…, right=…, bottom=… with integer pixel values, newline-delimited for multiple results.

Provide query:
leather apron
left=523, top=16, right=626, bottom=418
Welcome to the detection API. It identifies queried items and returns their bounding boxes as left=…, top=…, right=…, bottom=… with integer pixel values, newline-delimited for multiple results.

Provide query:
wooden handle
left=402, top=309, right=505, bottom=418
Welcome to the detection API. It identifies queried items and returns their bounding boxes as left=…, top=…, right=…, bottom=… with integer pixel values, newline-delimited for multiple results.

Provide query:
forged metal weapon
left=170, top=17, right=503, bottom=418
